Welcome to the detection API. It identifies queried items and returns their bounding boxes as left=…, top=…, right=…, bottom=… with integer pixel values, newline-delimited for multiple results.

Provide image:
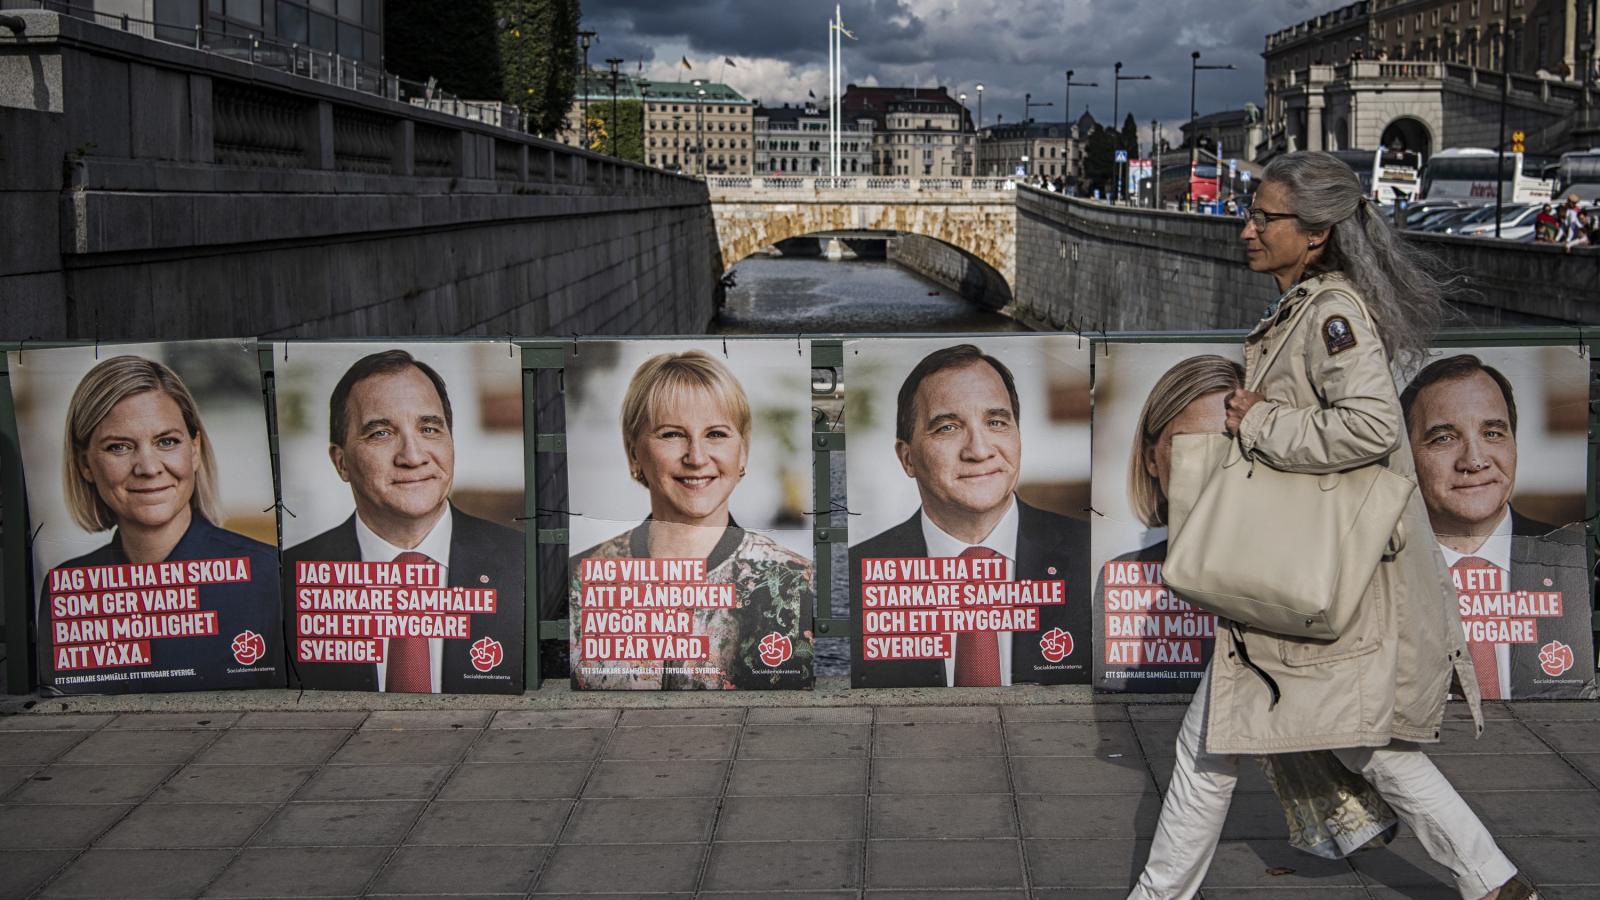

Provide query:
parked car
left=1456, top=204, right=1541, bottom=238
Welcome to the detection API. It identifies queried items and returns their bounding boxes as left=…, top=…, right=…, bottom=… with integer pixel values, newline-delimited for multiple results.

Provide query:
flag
left=836, top=13, right=856, bottom=40
left=724, top=57, right=737, bottom=67
left=808, top=89, right=816, bottom=98
left=680, top=56, right=692, bottom=70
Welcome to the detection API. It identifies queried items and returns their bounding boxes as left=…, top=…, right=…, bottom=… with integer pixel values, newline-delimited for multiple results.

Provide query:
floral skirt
left=1258, top=751, right=1399, bottom=859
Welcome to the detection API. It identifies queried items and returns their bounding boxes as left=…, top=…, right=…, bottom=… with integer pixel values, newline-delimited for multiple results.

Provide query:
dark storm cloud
left=580, top=0, right=1335, bottom=129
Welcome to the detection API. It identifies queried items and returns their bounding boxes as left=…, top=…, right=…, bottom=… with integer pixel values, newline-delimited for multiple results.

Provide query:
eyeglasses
left=1245, top=206, right=1299, bottom=231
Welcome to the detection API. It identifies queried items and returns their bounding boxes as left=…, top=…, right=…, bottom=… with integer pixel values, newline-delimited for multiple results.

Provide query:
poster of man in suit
left=1089, top=343, right=1240, bottom=693
left=275, top=343, right=526, bottom=693
left=9, top=340, right=284, bottom=694
left=845, top=337, right=1092, bottom=688
left=1400, top=347, right=1595, bottom=700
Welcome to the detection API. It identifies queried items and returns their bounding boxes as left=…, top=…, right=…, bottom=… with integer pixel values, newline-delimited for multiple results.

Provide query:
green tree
left=385, top=0, right=503, bottom=99
left=498, top=0, right=581, bottom=137
left=1083, top=125, right=1115, bottom=192
left=588, top=99, right=643, bottom=162
left=1120, top=114, right=1140, bottom=158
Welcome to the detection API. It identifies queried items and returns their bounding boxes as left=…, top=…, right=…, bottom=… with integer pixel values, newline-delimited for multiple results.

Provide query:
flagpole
left=828, top=13, right=836, bottom=177
left=834, top=4, right=842, bottom=176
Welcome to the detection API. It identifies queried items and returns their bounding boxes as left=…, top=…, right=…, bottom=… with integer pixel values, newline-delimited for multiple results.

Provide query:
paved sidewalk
left=0, top=693, right=1598, bottom=899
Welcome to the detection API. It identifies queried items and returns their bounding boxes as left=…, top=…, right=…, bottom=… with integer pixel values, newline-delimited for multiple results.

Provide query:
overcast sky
left=580, top=0, right=1336, bottom=137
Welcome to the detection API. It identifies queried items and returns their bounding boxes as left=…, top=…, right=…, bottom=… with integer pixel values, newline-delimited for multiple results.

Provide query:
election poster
left=564, top=340, right=814, bottom=690
left=274, top=342, right=526, bottom=693
left=1399, top=345, right=1595, bottom=700
left=844, top=336, right=1092, bottom=688
left=1090, top=343, right=1239, bottom=693
left=8, top=340, right=284, bottom=694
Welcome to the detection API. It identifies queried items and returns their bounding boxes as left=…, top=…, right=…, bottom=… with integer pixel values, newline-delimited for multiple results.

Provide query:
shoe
left=1492, top=873, right=1539, bottom=900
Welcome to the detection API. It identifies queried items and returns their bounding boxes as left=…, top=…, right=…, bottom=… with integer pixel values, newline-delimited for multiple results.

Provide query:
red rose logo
left=231, top=631, right=266, bottom=667
left=758, top=632, right=792, bottom=667
left=1539, top=640, right=1575, bottom=677
left=469, top=636, right=504, bottom=673
left=1039, top=628, right=1074, bottom=663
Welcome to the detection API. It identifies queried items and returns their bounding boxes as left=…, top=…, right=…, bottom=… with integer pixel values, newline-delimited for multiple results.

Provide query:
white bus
left=1555, top=149, right=1600, bottom=202
left=1422, top=148, right=1555, bottom=203
left=1331, top=148, right=1423, bottom=202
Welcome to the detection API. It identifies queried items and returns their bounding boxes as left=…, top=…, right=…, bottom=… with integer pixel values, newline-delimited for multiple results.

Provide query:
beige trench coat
left=1201, top=271, right=1483, bottom=755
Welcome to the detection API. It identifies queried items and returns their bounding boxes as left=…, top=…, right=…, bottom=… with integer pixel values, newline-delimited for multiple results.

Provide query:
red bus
left=1189, top=161, right=1220, bottom=202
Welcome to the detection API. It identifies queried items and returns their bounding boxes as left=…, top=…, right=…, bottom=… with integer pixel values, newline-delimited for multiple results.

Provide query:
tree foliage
left=1082, top=125, right=1115, bottom=192
left=498, top=0, right=582, bottom=137
left=385, top=0, right=503, bottom=100
left=587, top=99, right=643, bottom=162
left=1120, top=114, right=1140, bottom=159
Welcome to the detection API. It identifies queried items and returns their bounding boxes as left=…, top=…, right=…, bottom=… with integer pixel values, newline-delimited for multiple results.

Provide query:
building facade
left=842, top=85, right=974, bottom=176
left=12, top=0, right=384, bottom=62
left=560, top=70, right=643, bottom=155
left=1178, top=109, right=1269, bottom=163
left=752, top=104, right=873, bottom=175
left=557, top=75, right=754, bottom=174
left=975, top=121, right=1081, bottom=178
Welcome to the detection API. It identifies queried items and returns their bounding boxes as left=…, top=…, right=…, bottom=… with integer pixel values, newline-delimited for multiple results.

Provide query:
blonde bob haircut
left=63, top=355, right=222, bottom=533
left=1127, top=354, right=1244, bottom=528
left=620, top=350, right=752, bottom=484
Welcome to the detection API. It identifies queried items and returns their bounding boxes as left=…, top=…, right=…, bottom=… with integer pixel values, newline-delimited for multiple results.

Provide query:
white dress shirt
left=1438, top=507, right=1513, bottom=699
left=354, top=507, right=453, bottom=693
left=920, top=496, right=1020, bottom=688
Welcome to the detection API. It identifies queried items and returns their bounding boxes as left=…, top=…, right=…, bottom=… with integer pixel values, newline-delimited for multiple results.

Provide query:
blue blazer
left=41, top=516, right=285, bottom=693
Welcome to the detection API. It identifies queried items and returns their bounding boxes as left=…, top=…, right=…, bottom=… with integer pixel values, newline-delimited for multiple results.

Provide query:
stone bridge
left=706, top=176, right=1018, bottom=300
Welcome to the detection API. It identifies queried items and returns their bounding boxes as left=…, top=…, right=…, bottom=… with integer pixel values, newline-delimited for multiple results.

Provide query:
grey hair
left=1261, top=151, right=1451, bottom=375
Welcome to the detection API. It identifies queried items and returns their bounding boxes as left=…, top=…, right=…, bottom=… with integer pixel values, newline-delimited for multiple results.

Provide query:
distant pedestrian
left=1534, top=203, right=1560, bottom=243
left=1561, top=194, right=1584, bottom=248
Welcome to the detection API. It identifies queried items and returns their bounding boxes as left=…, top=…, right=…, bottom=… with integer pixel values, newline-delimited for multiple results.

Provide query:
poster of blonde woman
left=9, top=340, right=284, bottom=693
left=1090, top=343, right=1242, bottom=693
left=844, top=336, right=1092, bottom=688
left=564, top=340, right=814, bottom=690
left=1399, top=345, right=1594, bottom=700
left=274, top=343, right=526, bottom=694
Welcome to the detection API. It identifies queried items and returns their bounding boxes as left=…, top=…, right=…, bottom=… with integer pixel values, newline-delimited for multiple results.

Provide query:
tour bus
left=1421, top=148, right=1556, bottom=203
left=1555, top=149, right=1600, bottom=202
left=1330, top=148, right=1423, bottom=203
left=1189, top=160, right=1220, bottom=202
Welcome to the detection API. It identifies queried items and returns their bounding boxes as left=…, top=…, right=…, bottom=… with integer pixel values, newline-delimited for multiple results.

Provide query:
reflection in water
left=716, top=254, right=1028, bottom=675
left=715, top=256, right=1026, bottom=335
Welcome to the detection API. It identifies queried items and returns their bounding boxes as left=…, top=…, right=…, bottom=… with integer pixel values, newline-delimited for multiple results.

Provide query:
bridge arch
left=1380, top=116, right=1434, bottom=161
left=707, top=177, right=1018, bottom=306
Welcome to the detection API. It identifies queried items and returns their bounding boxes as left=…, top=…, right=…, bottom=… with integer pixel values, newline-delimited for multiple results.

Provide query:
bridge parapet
left=706, top=175, right=1016, bottom=202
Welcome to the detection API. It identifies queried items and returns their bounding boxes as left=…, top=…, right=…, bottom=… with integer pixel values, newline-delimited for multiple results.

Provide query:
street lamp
left=606, top=57, right=623, bottom=158
left=1494, top=5, right=1515, bottom=237
left=959, top=91, right=970, bottom=176
left=976, top=82, right=984, bottom=130
left=696, top=83, right=707, bottom=176
left=1113, top=61, right=1151, bottom=202
left=1152, top=119, right=1161, bottom=207
left=1065, top=69, right=1098, bottom=183
left=1190, top=51, right=1236, bottom=174
left=1023, top=92, right=1053, bottom=124
left=577, top=30, right=596, bottom=149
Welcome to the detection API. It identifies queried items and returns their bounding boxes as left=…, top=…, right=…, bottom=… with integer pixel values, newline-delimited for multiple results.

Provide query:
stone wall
left=0, top=11, right=721, bottom=341
left=1014, top=187, right=1600, bottom=332
left=886, top=234, right=1012, bottom=310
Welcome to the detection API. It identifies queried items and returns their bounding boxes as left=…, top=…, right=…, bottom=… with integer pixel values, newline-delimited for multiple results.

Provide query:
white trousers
left=1129, top=669, right=1518, bottom=900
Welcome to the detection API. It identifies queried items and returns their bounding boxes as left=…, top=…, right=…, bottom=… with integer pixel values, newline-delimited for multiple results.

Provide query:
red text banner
left=576, top=557, right=732, bottom=662
left=293, top=561, right=499, bottom=668
left=1453, top=563, right=1563, bottom=646
left=1100, top=561, right=1212, bottom=667
left=859, top=556, right=1066, bottom=661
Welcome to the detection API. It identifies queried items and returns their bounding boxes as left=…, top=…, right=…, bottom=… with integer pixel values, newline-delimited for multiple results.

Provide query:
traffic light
left=1511, top=130, right=1526, bottom=154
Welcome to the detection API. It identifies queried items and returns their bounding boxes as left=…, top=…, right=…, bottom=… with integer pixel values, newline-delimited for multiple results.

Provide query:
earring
left=739, top=468, right=747, bottom=477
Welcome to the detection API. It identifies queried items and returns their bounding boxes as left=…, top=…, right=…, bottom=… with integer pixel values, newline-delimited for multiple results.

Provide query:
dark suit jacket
left=1506, top=511, right=1597, bottom=699
left=848, top=499, right=1090, bottom=688
left=282, top=505, right=525, bottom=693
left=42, top=516, right=285, bottom=693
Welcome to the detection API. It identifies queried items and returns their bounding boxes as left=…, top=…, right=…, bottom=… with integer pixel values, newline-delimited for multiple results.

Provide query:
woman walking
left=1128, top=151, right=1536, bottom=899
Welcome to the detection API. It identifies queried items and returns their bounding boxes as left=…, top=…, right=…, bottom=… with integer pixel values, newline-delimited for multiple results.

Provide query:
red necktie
left=385, top=551, right=434, bottom=694
left=953, top=546, right=1004, bottom=687
left=1454, top=555, right=1501, bottom=700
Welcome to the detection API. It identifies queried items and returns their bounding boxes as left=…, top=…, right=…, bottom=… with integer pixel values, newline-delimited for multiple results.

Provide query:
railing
left=705, top=176, right=1016, bottom=194
left=11, top=1, right=507, bottom=130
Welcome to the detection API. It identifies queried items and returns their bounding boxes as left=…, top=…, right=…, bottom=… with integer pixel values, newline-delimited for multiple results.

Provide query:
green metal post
left=1, top=352, right=33, bottom=693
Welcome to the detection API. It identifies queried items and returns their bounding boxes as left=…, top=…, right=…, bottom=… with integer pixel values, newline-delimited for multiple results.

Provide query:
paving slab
left=0, top=732, right=90, bottom=765
left=0, top=765, right=39, bottom=799
left=438, top=762, right=592, bottom=800
left=1017, top=792, right=1162, bottom=839
left=870, top=756, right=1012, bottom=794
left=1005, top=721, right=1142, bottom=758
left=105, top=713, right=240, bottom=730
left=328, top=729, right=479, bottom=765
left=191, top=727, right=351, bottom=765
left=744, top=707, right=874, bottom=725
left=0, top=803, right=131, bottom=849
left=561, top=797, right=719, bottom=844
left=1460, top=789, right=1600, bottom=836
left=1002, top=705, right=1132, bottom=722
left=874, top=722, right=1005, bottom=757
left=9, top=764, right=176, bottom=804
left=252, top=799, right=424, bottom=847
left=0, top=849, right=74, bottom=899
left=608, top=725, right=741, bottom=761
left=701, top=839, right=861, bottom=892
left=1429, top=751, right=1596, bottom=791
left=1025, top=838, right=1154, bottom=888
left=583, top=760, right=729, bottom=798
left=202, top=845, right=392, bottom=897
left=361, top=709, right=495, bottom=730
left=370, top=844, right=545, bottom=895
left=469, top=728, right=609, bottom=762
left=1009, top=755, right=1157, bottom=795
left=875, top=705, right=1001, bottom=723
left=718, top=794, right=865, bottom=842
left=0, top=715, right=113, bottom=732
left=869, top=793, right=1015, bottom=839
left=96, top=801, right=276, bottom=848
left=534, top=842, right=704, bottom=893
left=292, top=764, right=450, bottom=802
left=153, top=764, right=316, bottom=803
left=620, top=708, right=744, bottom=726
left=490, top=709, right=620, bottom=729
left=1196, top=840, right=1360, bottom=888
left=57, top=729, right=215, bottom=766
left=406, top=798, right=571, bottom=845
left=726, top=758, right=867, bottom=796
left=233, top=710, right=370, bottom=729
left=736, top=724, right=868, bottom=760
left=866, top=838, right=1026, bottom=889
left=38, top=848, right=234, bottom=898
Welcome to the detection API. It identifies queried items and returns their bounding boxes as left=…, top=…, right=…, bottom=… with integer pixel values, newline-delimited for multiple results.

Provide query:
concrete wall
left=0, top=11, right=721, bottom=341
left=1014, top=187, right=1600, bottom=333
left=886, top=234, right=1012, bottom=311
